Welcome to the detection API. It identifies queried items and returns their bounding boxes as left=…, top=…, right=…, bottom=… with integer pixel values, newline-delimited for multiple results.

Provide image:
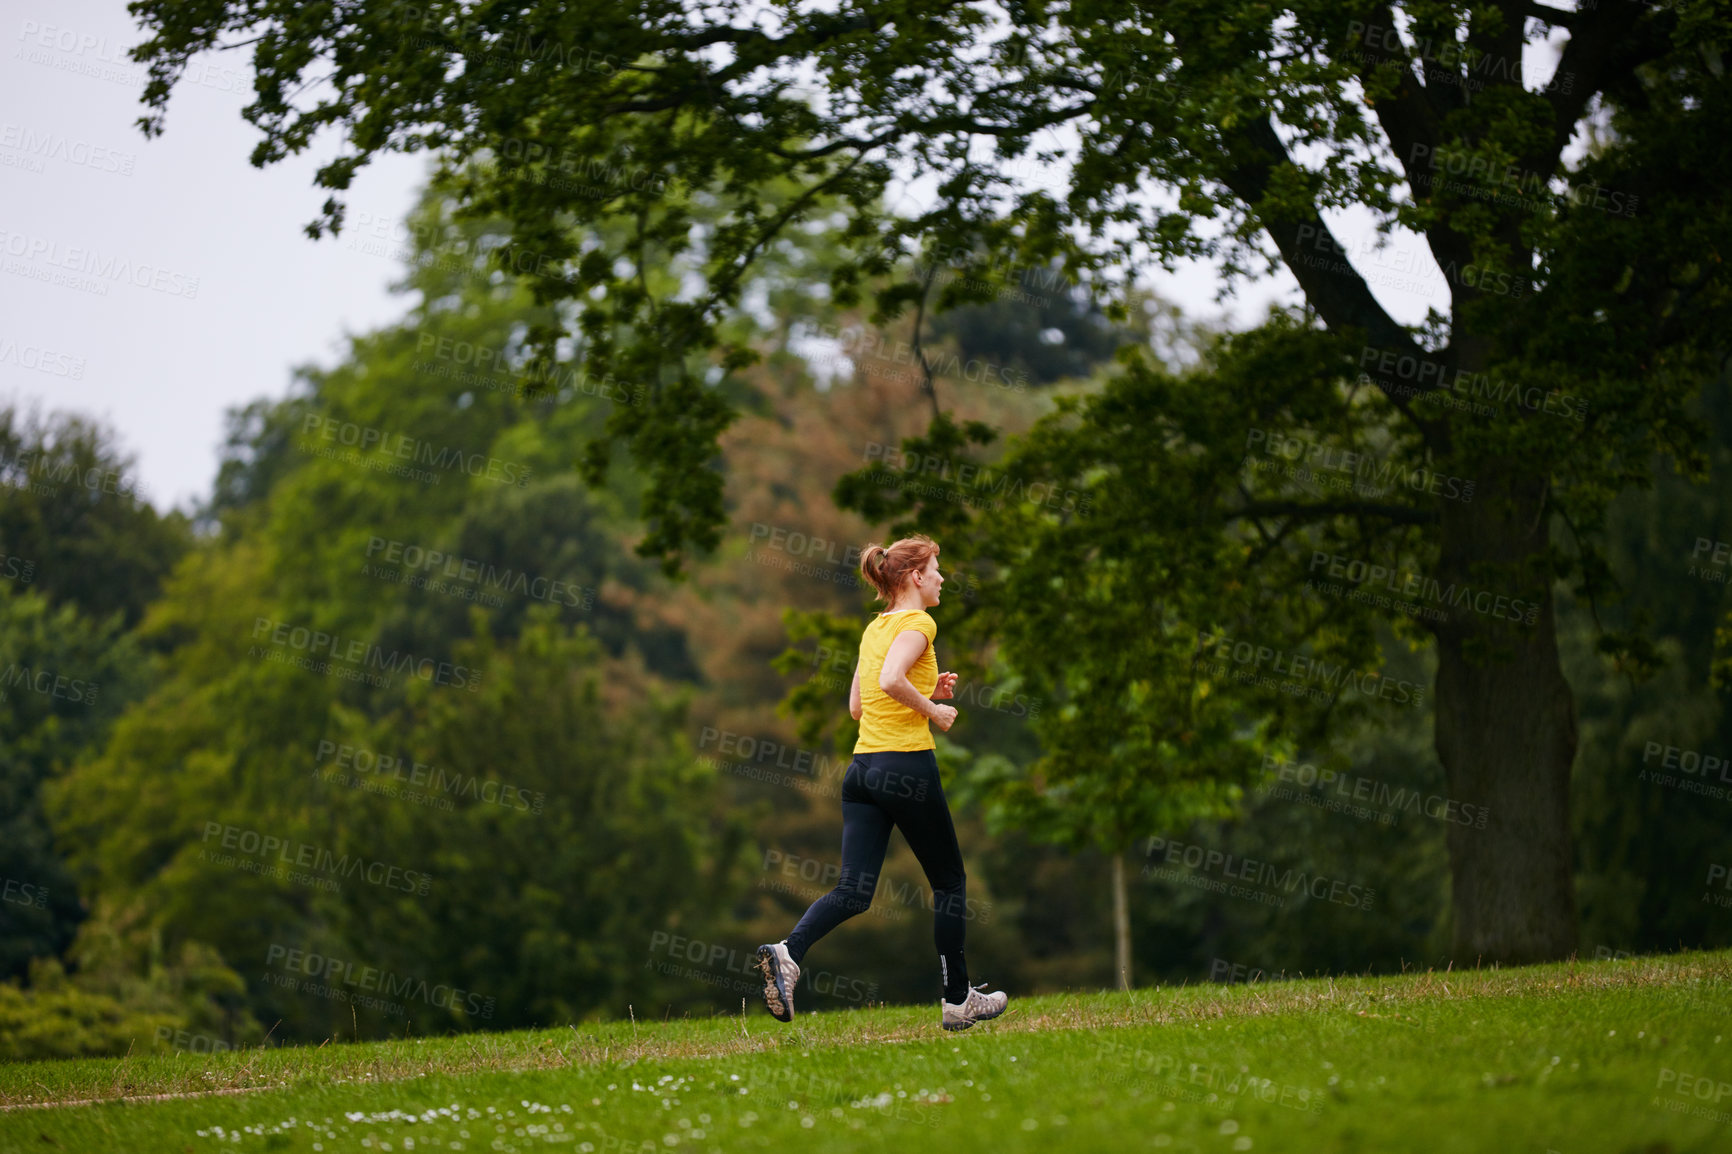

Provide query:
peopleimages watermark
left=0, top=228, right=199, bottom=299
left=0, top=334, right=86, bottom=379
left=797, top=320, right=1030, bottom=391
left=313, top=739, right=545, bottom=815
left=1, top=877, right=48, bottom=909
left=341, top=211, right=580, bottom=289
left=1209, top=957, right=1270, bottom=984
left=858, top=445, right=1003, bottom=513
left=697, top=727, right=850, bottom=800
left=201, top=821, right=433, bottom=895
left=487, top=135, right=672, bottom=197
left=1357, top=345, right=1588, bottom=423
left=1193, top=631, right=1426, bottom=708
left=263, top=943, right=496, bottom=1020
left=411, top=331, right=647, bottom=406
left=248, top=616, right=484, bottom=692
left=13, top=19, right=245, bottom=93
left=1654, top=1067, right=1732, bottom=1125
left=645, top=931, right=879, bottom=1005
left=1244, top=428, right=1476, bottom=503
left=762, top=848, right=992, bottom=924
left=0, top=446, right=147, bottom=503
left=0, top=551, right=32, bottom=584
left=796, top=654, right=1045, bottom=720
left=152, top=1026, right=237, bottom=1054
left=1142, top=835, right=1377, bottom=911
left=362, top=535, right=594, bottom=610
left=1292, top=221, right=1531, bottom=301
left=1689, top=536, right=1732, bottom=586
left=298, top=414, right=533, bottom=487
left=746, top=522, right=872, bottom=591
left=1406, top=142, right=1638, bottom=219
left=757, top=1067, right=940, bottom=1128
left=797, top=638, right=1006, bottom=692
left=1291, top=224, right=1450, bottom=304
left=745, top=521, right=985, bottom=600
left=759, top=849, right=911, bottom=924
left=1640, top=740, right=1732, bottom=803
left=1093, top=1037, right=1326, bottom=1114
left=861, top=441, right=1092, bottom=514
left=0, top=662, right=99, bottom=707
left=0, top=122, right=135, bottom=176
left=1257, top=753, right=1488, bottom=830
left=1704, top=862, right=1732, bottom=910
left=1305, top=549, right=1540, bottom=627
left=857, top=241, right=1069, bottom=308
left=1341, top=19, right=1571, bottom=95
left=389, top=6, right=624, bottom=76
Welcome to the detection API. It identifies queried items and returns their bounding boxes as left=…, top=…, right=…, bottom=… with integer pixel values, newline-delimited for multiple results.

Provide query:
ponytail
left=859, top=534, right=938, bottom=604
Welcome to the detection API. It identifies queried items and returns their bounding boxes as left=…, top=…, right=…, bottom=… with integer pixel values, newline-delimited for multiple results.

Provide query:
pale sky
left=1, top=0, right=1484, bottom=515
left=2, top=0, right=431, bottom=513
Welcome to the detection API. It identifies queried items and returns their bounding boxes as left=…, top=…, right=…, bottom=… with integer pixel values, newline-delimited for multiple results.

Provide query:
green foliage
left=33, top=188, right=754, bottom=1045
left=0, top=933, right=261, bottom=1064
left=119, top=0, right=1732, bottom=960
left=279, top=608, right=752, bottom=1033
left=1564, top=361, right=1732, bottom=956
left=0, top=583, right=151, bottom=982
left=118, top=0, right=1732, bottom=561
left=0, top=403, right=191, bottom=628
left=771, top=608, right=864, bottom=753
left=0, top=959, right=177, bottom=1064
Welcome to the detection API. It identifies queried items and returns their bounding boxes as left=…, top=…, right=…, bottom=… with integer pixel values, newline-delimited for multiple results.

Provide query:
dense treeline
left=3, top=184, right=1729, bottom=1058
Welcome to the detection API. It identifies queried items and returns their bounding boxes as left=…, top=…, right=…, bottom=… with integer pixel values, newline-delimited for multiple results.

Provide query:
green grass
left=4, top=951, right=1732, bottom=1153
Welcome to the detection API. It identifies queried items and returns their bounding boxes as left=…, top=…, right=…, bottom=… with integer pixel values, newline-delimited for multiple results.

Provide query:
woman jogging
left=755, top=533, right=1008, bottom=1031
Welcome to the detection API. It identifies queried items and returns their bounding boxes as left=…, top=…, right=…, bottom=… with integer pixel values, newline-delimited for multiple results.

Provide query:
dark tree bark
left=1432, top=461, right=1579, bottom=963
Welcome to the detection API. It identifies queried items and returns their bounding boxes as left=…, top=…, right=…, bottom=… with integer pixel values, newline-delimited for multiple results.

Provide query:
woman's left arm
left=849, top=658, right=863, bottom=721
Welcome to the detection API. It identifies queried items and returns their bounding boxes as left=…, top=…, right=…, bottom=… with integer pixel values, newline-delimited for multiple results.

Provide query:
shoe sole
left=756, top=945, right=794, bottom=1022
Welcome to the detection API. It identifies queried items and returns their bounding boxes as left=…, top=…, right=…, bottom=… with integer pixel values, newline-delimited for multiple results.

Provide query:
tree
left=43, top=191, right=755, bottom=1042
left=0, top=585, right=147, bottom=982
left=124, top=0, right=1732, bottom=961
left=0, top=404, right=189, bottom=984
left=0, top=403, right=191, bottom=628
left=844, top=316, right=1424, bottom=984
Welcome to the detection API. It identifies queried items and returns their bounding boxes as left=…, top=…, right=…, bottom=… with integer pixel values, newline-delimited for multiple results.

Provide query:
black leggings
left=783, top=749, right=970, bottom=1001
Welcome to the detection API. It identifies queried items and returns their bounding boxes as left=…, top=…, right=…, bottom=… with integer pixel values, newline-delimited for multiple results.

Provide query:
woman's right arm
left=878, top=631, right=957, bottom=731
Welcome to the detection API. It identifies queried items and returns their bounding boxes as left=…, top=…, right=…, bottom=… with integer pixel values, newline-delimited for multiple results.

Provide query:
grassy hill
left=3, top=951, right=1731, bottom=1152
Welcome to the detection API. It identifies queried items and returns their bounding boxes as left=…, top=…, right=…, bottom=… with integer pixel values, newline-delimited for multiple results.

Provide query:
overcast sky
left=2, top=0, right=1482, bottom=516
left=2, top=0, right=432, bottom=513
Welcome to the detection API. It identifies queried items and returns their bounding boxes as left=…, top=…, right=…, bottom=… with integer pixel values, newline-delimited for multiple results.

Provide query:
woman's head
left=859, top=534, right=942, bottom=607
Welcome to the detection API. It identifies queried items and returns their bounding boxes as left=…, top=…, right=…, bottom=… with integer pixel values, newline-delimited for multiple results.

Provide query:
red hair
left=859, top=534, right=938, bottom=604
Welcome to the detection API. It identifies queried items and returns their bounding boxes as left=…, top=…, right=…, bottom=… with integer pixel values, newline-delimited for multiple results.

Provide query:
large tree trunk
left=1433, top=459, right=1579, bottom=964
left=1111, top=850, right=1131, bottom=990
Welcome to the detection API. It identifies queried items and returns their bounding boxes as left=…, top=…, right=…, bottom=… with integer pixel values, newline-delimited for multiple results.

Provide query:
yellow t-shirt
left=854, top=609, right=939, bottom=753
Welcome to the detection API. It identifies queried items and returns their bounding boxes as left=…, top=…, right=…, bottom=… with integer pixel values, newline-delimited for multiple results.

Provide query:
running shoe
left=941, top=983, right=1008, bottom=1031
left=755, top=941, right=800, bottom=1022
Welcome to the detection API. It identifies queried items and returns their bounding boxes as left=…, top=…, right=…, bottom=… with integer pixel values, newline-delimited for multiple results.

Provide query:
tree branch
left=1214, top=114, right=1435, bottom=422
left=1354, top=2, right=1449, bottom=170
left=1538, top=0, right=1652, bottom=169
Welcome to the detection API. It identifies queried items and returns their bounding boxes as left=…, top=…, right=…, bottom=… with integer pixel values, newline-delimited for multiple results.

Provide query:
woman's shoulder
left=866, top=609, right=937, bottom=630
